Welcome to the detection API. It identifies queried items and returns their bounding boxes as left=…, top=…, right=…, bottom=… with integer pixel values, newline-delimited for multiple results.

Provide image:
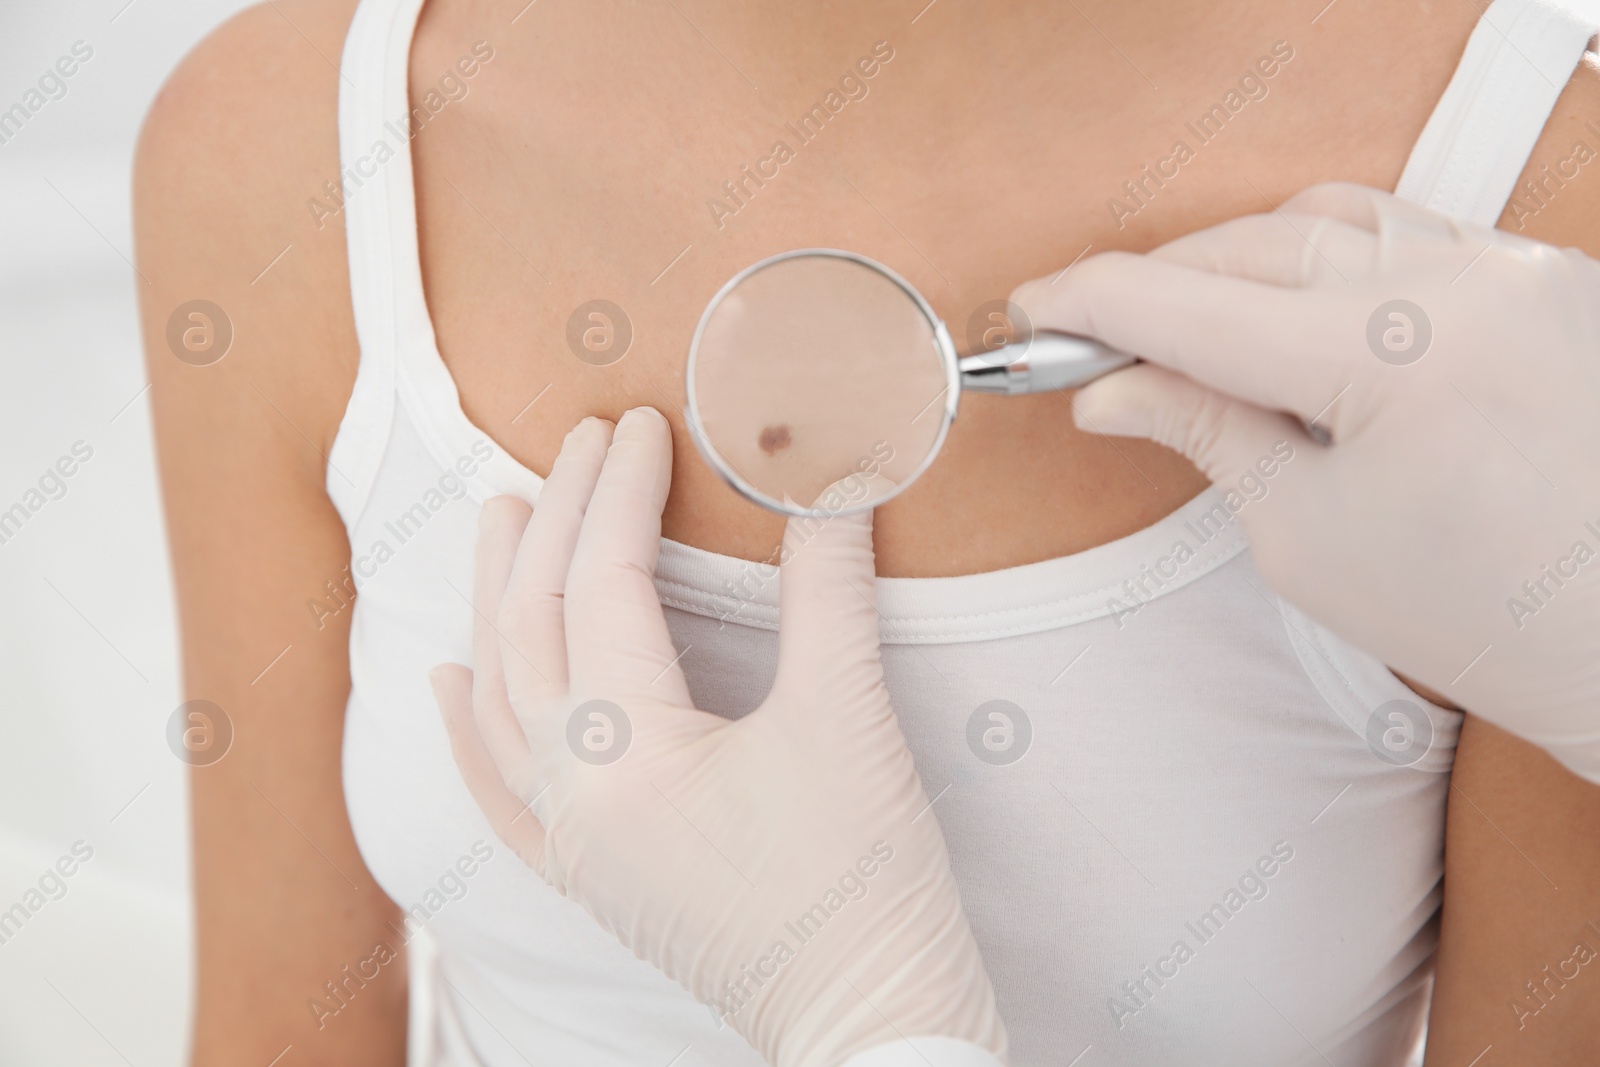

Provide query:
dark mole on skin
left=758, top=424, right=793, bottom=455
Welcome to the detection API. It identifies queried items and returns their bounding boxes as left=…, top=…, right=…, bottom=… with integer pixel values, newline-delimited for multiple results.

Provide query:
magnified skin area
left=692, top=255, right=948, bottom=510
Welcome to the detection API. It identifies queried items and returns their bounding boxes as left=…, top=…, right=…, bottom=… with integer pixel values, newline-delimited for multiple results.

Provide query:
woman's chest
left=404, top=6, right=1465, bottom=574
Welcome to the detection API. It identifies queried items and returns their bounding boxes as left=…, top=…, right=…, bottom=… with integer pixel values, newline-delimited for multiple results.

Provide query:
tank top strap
left=1396, top=0, right=1600, bottom=223
left=328, top=0, right=420, bottom=524
left=331, top=0, right=542, bottom=526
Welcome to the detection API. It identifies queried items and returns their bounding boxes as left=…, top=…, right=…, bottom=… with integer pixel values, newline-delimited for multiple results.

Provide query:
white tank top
left=326, top=2, right=1599, bottom=1064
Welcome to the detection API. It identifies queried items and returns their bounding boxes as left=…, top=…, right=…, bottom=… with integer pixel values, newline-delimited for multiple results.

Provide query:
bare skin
left=133, top=1, right=1600, bottom=1063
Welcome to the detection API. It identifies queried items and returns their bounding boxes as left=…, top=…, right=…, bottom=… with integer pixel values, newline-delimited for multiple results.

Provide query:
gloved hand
left=428, top=407, right=1008, bottom=1067
left=1014, top=182, right=1600, bottom=782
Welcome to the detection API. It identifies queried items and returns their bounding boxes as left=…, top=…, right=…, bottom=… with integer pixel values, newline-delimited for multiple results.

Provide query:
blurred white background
left=1, top=2, right=253, bottom=1063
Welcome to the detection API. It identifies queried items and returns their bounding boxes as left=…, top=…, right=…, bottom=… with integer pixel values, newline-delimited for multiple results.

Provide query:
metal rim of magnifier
left=684, top=248, right=962, bottom=519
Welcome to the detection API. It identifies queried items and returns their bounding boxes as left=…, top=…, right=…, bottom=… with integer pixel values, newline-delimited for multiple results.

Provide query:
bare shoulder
left=1497, top=55, right=1600, bottom=257
left=134, top=0, right=361, bottom=445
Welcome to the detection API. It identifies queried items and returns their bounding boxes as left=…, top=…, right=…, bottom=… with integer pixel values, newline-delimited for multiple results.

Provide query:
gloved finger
left=1012, top=250, right=1350, bottom=423
left=769, top=481, right=887, bottom=713
left=430, top=663, right=549, bottom=878
left=1149, top=209, right=1377, bottom=287
left=564, top=406, right=692, bottom=706
left=1280, top=181, right=1461, bottom=239
left=471, top=496, right=539, bottom=788
left=497, top=417, right=613, bottom=709
left=1072, top=363, right=1313, bottom=489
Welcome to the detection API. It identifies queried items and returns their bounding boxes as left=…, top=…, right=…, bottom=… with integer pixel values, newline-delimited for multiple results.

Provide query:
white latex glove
left=428, top=408, right=1007, bottom=1067
left=1014, top=182, right=1600, bottom=782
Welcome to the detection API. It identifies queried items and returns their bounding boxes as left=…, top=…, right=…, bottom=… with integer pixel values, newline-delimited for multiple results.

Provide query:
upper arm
left=1424, top=718, right=1600, bottom=1063
left=1423, top=53, right=1600, bottom=1065
left=132, top=3, right=406, bottom=1063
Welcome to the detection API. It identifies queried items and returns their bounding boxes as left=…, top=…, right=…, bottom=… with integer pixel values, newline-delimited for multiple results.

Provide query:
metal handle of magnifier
left=958, top=330, right=1335, bottom=444
left=957, top=331, right=1137, bottom=396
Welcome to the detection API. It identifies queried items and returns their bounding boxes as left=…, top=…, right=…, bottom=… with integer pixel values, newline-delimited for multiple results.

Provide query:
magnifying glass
left=683, top=248, right=1137, bottom=517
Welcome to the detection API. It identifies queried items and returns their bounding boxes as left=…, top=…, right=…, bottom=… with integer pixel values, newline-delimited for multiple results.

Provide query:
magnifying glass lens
left=689, top=253, right=951, bottom=515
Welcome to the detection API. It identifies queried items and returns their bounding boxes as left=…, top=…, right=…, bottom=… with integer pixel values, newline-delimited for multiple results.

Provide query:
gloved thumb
left=1073, top=363, right=1311, bottom=487
left=770, top=487, right=887, bottom=711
